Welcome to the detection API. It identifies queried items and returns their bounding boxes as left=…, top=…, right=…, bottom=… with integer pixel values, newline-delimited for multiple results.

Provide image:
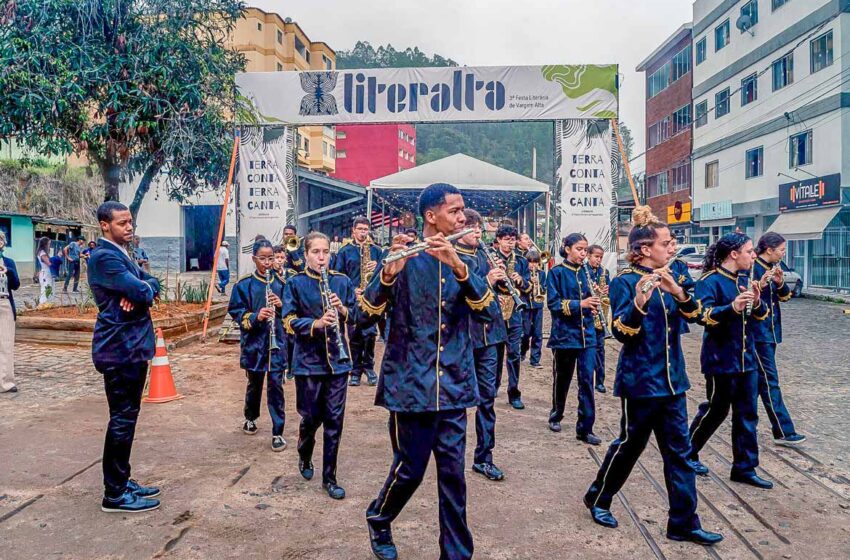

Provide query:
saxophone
left=360, top=236, right=373, bottom=290
left=501, top=253, right=518, bottom=321
left=598, top=268, right=611, bottom=332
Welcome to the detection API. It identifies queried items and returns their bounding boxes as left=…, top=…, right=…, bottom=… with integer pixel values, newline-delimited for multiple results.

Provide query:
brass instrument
left=530, top=266, right=546, bottom=304
left=583, top=262, right=612, bottom=339
left=382, top=228, right=474, bottom=265
left=481, top=244, right=527, bottom=321
left=285, top=235, right=301, bottom=252
left=360, top=236, right=374, bottom=289
left=529, top=240, right=551, bottom=265
left=264, top=269, right=280, bottom=352
left=320, top=266, right=350, bottom=364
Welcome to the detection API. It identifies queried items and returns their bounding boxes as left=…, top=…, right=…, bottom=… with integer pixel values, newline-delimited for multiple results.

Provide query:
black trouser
left=594, top=333, right=606, bottom=386
left=98, top=361, right=148, bottom=499
left=296, top=374, right=348, bottom=485
left=244, top=370, right=286, bottom=436
left=63, top=260, right=80, bottom=291
left=585, top=394, right=700, bottom=533
left=755, top=342, right=796, bottom=439
left=688, top=372, right=759, bottom=477
left=285, top=334, right=295, bottom=377
left=367, top=409, right=473, bottom=560
left=473, top=345, right=499, bottom=465
left=497, top=318, right=524, bottom=402
left=347, top=324, right=376, bottom=380
left=521, top=307, right=544, bottom=365
left=550, top=347, right=596, bottom=435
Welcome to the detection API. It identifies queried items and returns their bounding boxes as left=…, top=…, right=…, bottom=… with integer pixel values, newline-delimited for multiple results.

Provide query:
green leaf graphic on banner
left=542, top=65, right=618, bottom=97
left=577, top=100, right=601, bottom=112
left=592, top=111, right=617, bottom=119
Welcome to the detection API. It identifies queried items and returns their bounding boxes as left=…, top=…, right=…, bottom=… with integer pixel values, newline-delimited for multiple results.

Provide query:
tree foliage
left=0, top=0, right=247, bottom=220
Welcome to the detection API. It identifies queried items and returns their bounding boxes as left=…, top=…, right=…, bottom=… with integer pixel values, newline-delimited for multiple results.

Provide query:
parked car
left=678, top=254, right=803, bottom=297
left=680, top=253, right=705, bottom=282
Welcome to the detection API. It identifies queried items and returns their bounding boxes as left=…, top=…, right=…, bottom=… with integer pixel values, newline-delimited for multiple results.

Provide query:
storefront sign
left=699, top=200, right=732, bottom=221
left=779, top=173, right=841, bottom=212
left=667, top=201, right=691, bottom=224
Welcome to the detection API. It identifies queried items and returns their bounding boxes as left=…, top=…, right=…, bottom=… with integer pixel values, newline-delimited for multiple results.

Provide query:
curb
left=801, top=292, right=850, bottom=305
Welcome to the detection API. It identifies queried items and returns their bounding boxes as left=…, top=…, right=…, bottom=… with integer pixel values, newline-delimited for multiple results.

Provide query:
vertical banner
left=236, top=126, right=295, bottom=276
left=555, top=119, right=616, bottom=272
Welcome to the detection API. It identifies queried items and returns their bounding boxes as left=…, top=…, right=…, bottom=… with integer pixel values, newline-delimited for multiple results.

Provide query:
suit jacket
left=1, top=256, right=20, bottom=320
left=88, top=239, right=160, bottom=367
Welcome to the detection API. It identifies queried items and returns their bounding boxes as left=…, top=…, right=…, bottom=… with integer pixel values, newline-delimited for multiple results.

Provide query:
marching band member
left=669, top=239, right=696, bottom=336
left=228, top=239, right=288, bottom=452
left=524, top=250, right=546, bottom=370
left=282, top=232, right=355, bottom=501
left=274, top=243, right=296, bottom=380
left=753, top=233, right=805, bottom=446
left=283, top=224, right=305, bottom=273
left=457, top=209, right=509, bottom=482
left=493, top=225, right=531, bottom=410
left=359, top=183, right=497, bottom=560
left=688, top=233, right=773, bottom=489
left=331, top=216, right=383, bottom=387
left=546, top=233, right=600, bottom=445
left=583, top=207, right=722, bottom=546
left=586, top=245, right=610, bottom=393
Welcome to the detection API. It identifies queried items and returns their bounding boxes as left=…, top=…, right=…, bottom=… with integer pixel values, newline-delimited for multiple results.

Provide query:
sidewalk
left=803, top=286, right=850, bottom=304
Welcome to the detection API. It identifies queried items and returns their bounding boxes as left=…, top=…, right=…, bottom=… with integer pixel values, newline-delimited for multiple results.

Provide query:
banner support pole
left=202, top=131, right=241, bottom=343
left=611, top=119, right=641, bottom=206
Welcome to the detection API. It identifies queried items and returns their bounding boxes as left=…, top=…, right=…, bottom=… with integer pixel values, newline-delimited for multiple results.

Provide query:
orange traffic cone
left=143, top=328, right=183, bottom=403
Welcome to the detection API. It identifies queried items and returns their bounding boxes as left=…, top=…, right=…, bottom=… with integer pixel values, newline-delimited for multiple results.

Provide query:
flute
left=745, top=266, right=755, bottom=317
left=640, top=258, right=673, bottom=294
left=382, top=228, right=475, bottom=265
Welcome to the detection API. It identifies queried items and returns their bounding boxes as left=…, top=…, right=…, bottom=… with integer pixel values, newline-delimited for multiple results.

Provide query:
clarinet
left=481, top=244, right=527, bottom=312
left=265, top=269, right=280, bottom=352
left=320, top=266, right=351, bottom=364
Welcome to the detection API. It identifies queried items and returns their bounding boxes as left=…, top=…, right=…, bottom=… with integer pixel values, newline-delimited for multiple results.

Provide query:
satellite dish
left=284, top=17, right=293, bottom=23
left=736, top=14, right=754, bottom=36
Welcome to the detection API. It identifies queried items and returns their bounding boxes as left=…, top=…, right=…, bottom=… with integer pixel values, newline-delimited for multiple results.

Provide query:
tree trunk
left=129, top=161, right=163, bottom=226
left=101, top=162, right=122, bottom=202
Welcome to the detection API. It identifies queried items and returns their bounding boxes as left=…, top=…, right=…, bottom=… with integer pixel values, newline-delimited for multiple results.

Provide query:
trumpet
left=264, top=269, right=280, bottom=352
left=382, top=228, right=474, bottom=265
left=529, top=240, right=550, bottom=265
left=320, top=266, right=350, bottom=364
left=285, top=235, right=301, bottom=252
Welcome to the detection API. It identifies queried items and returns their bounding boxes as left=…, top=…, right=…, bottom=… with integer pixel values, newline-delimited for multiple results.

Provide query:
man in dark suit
left=88, top=201, right=162, bottom=513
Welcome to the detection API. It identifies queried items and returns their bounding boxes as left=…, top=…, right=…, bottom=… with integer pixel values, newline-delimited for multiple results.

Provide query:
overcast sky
left=251, top=0, right=694, bottom=172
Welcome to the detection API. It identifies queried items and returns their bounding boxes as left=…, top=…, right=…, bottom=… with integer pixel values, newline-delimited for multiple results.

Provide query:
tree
left=0, top=0, right=247, bottom=222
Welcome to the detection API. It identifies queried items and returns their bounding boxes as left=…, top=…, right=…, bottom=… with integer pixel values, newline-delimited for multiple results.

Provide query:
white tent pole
left=366, top=186, right=373, bottom=224
left=544, top=191, right=551, bottom=251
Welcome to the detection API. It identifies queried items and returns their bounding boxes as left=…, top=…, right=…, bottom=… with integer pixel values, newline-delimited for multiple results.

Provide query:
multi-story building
left=691, top=0, right=849, bottom=291
left=332, top=124, right=417, bottom=186
left=229, top=7, right=336, bottom=173
left=637, top=23, right=696, bottom=242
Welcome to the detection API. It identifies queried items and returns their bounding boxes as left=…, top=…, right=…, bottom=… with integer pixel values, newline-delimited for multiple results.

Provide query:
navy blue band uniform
left=587, top=264, right=611, bottom=388
left=521, top=266, right=546, bottom=367
left=670, top=257, right=696, bottom=334
left=331, top=239, right=384, bottom=383
left=545, top=261, right=597, bottom=436
left=282, top=267, right=356, bottom=488
left=585, top=263, right=704, bottom=534
left=492, top=249, right=531, bottom=404
left=228, top=271, right=288, bottom=437
left=358, top=251, right=496, bottom=560
left=287, top=244, right=306, bottom=273
left=752, top=257, right=798, bottom=440
left=689, top=266, right=769, bottom=478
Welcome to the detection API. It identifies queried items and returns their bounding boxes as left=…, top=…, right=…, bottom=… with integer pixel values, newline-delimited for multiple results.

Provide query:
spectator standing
left=133, top=236, right=150, bottom=272
left=0, top=230, right=21, bottom=393
left=216, top=241, right=231, bottom=294
left=36, top=236, right=55, bottom=305
left=63, top=236, right=85, bottom=292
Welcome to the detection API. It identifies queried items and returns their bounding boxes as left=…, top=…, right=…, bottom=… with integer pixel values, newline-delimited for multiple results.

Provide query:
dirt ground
left=2, top=312, right=850, bottom=559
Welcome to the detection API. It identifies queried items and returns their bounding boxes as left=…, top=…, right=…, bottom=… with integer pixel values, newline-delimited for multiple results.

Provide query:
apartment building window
left=715, top=88, right=731, bottom=118
left=772, top=0, right=789, bottom=10
left=671, top=161, right=691, bottom=192
left=789, top=131, right=813, bottom=167
left=648, top=64, right=670, bottom=98
left=322, top=141, right=328, bottom=157
left=715, top=19, right=730, bottom=51
left=695, top=100, right=709, bottom=127
left=746, top=147, right=764, bottom=178
left=647, top=172, right=669, bottom=198
left=696, top=38, right=707, bottom=65
left=295, top=36, right=307, bottom=59
left=811, top=31, right=834, bottom=74
left=740, top=1, right=759, bottom=29
left=329, top=145, right=336, bottom=159
left=672, top=104, right=692, bottom=135
left=705, top=161, right=719, bottom=189
left=399, top=129, right=404, bottom=139
left=276, top=30, right=283, bottom=44
left=772, top=54, right=793, bottom=90
left=336, top=131, right=346, bottom=140
left=337, top=150, right=346, bottom=159
left=257, top=22, right=262, bottom=31
left=648, top=116, right=670, bottom=148
left=741, top=73, right=758, bottom=105
left=324, top=55, right=333, bottom=71
left=671, top=45, right=692, bottom=82
left=398, top=148, right=404, bottom=158
left=276, top=62, right=283, bottom=72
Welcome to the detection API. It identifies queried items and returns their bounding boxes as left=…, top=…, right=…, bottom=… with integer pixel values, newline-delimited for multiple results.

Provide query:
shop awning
left=768, top=206, right=841, bottom=240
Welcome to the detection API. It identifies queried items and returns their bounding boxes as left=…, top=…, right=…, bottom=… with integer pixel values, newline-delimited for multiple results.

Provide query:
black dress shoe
left=577, top=433, right=602, bottom=446
left=774, top=433, right=806, bottom=446
left=687, top=458, right=709, bottom=476
left=324, top=482, right=346, bottom=500
left=299, top=458, right=314, bottom=481
left=349, top=375, right=361, bottom=387
left=595, top=383, right=607, bottom=393
left=127, top=479, right=160, bottom=498
left=368, top=519, right=398, bottom=560
left=548, top=421, right=562, bottom=433
left=509, top=399, right=525, bottom=410
left=472, top=462, right=505, bottom=481
left=365, top=371, right=378, bottom=386
left=730, top=472, right=773, bottom=489
left=101, top=490, right=160, bottom=513
left=667, top=527, right=724, bottom=546
left=583, top=494, right=617, bottom=528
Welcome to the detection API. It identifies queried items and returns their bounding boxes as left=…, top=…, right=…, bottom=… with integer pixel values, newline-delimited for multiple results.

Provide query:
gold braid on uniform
left=678, top=297, right=702, bottom=319
left=359, top=295, right=387, bottom=317
left=241, top=312, right=253, bottom=330
left=701, top=306, right=720, bottom=326
left=283, top=313, right=297, bottom=335
left=561, top=299, right=571, bottom=316
left=466, top=289, right=494, bottom=311
left=613, top=318, right=640, bottom=336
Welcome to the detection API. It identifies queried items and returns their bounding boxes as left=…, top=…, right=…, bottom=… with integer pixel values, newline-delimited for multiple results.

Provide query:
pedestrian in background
left=36, top=236, right=55, bottom=305
left=63, top=236, right=85, bottom=292
left=0, top=230, right=21, bottom=393
left=216, top=240, right=231, bottom=295
left=133, top=236, right=150, bottom=272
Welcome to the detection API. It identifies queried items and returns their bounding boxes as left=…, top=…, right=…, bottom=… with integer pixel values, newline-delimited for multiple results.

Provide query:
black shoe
left=299, top=458, right=314, bottom=481
left=365, top=371, right=378, bottom=386
left=101, top=490, right=160, bottom=513
left=509, top=399, right=525, bottom=410
left=577, top=433, right=602, bottom=446
left=472, top=462, right=505, bottom=481
left=349, top=375, right=361, bottom=387
left=687, top=458, right=709, bottom=476
left=286, top=371, right=294, bottom=381
left=4, top=386, right=18, bottom=393
left=271, top=435, right=287, bottom=452
left=595, top=383, right=607, bottom=393
left=548, top=421, right=562, bottom=433
left=126, top=479, right=160, bottom=498
left=667, top=528, right=724, bottom=546
left=242, top=419, right=258, bottom=435
left=774, top=433, right=806, bottom=447
left=583, top=494, right=618, bottom=528
left=368, top=519, right=398, bottom=560
left=324, top=482, right=346, bottom=500
left=730, top=472, right=773, bottom=489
